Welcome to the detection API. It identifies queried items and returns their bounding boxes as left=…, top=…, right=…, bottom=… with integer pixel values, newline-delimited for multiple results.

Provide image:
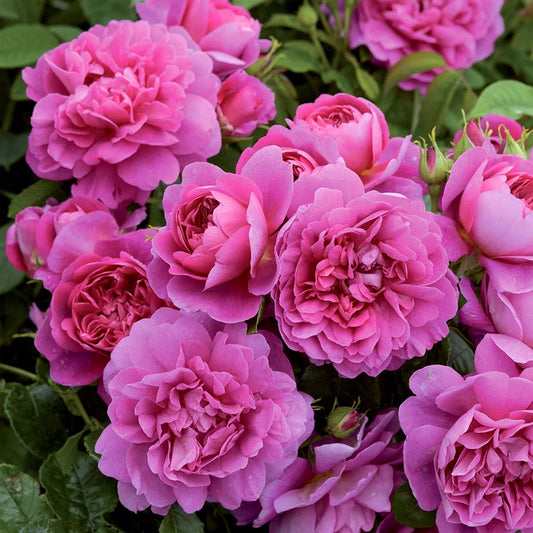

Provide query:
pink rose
left=460, top=257, right=533, bottom=348
left=400, top=361, right=533, bottom=532
left=95, top=308, right=314, bottom=514
left=441, top=146, right=533, bottom=258
left=273, top=184, right=458, bottom=378
left=35, top=230, right=165, bottom=386
left=377, top=514, right=438, bottom=533
left=236, top=123, right=343, bottom=180
left=474, top=333, right=533, bottom=377
left=6, top=197, right=119, bottom=291
left=249, top=409, right=403, bottom=532
left=148, top=145, right=293, bottom=322
left=350, top=0, right=504, bottom=91
left=136, top=0, right=264, bottom=77
left=23, top=20, right=221, bottom=209
left=217, top=70, right=275, bottom=137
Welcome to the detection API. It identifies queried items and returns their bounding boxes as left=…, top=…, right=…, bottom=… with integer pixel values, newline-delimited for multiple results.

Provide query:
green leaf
left=467, top=80, right=533, bottom=120
left=448, top=328, right=475, bottom=375
left=0, top=464, right=53, bottom=532
left=78, top=0, right=137, bottom=26
left=418, top=69, right=462, bottom=134
left=321, top=67, right=356, bottom=95
left=0, top=0, right=46, bottom=22
left=233, top=0, right=267, bottom=9
left=0, top=421, right=33, bottom=471
left=0, top=24, right=59, bottom=68
left=383, top=51, right=446, bottom=94
left=0, top=132, right=27, bottom=171
left=39, top=434, right=118, bottom=529
left=0, top=223, right=25, bottom=295
left=276, top=40, right=322, bottom=73
left=355, top=66, right=380, bottom=101
left=264, top=13, right=307, bottom=32
left=48, top=25, right=83, bottom=42
left=4, top=383, right=71, bottom=459
left=0, top=295, right=29, bottom=344
left=392, top=481, right=436, bottom=528
left=8, top=179, right=63, bottom=218
left=9, top=73, right=28, bottom=101
left=159, top=504, right=204, bottom=533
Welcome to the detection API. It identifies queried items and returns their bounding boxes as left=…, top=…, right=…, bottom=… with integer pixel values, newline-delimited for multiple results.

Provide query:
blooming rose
left=23, top=20, right=221, bottom=210
left=136, top=0, right=264, bottom=77
left=6, top=197, right=119, bottom=291
left=95, top=307, right=314, bottom=514
left=247, top=409, right=403, bottom=532
left=400, top=361, right=533, bottom=532
left=216, top=70, right=275, bottom=137
left=273, top=185, right=458, bottom=378
left=35, top=231, right=165, bottom=386
left=236, top=123, right=343, bottom=180
left=459, top=257, right=533, bottom=348
left=474, top=333, right=533, bottom=377
left=291, top=93, right=425, bottom=200
left=441, top=146, right=533, bottom=258
left=148, top=145, right=293, bottom=322
left=350, top=0, right=504, bottom=91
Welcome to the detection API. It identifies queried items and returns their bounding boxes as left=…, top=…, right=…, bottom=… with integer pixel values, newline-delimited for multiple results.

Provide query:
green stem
left=69, top=391, right=98, bottom=430
left=2, top=100, right=15, bottom=132
left=0, top=363, right=38, bottom=381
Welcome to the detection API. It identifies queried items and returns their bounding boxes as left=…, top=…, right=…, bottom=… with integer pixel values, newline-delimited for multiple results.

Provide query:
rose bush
left=23, top=19, right=221, bottom=210
left=95, top=307, right=314, bottom=514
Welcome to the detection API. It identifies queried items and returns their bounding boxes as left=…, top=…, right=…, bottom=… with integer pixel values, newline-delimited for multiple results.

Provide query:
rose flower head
left=273, top=184, right=458, bottom=378
left=35, top=230, right=165, bottom=386
left=96, top=308, right=314, bottom=514
left=23, top=19, right=221, bottom=210
left=148, top=145, right=293, bottom=323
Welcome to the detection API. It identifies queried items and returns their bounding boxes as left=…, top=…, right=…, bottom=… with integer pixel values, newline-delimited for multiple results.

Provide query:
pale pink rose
left=350, top=0, right=504, bottom=91
left=441, top=146, right=533, bottom=258
left=147, top=145, right=293, bottom=323
left=216, top=70, right=275, bottom=137
left=23, top=20, right=221, bottom=210
left=6, top=197, right=119, bottom=291
left=249, top=409, right=404, bottom=532
left=273, top=184, right=458, bottom=379
left=95, top=308, right=314, bottom=514
left=136, top=0, right=264, bottom=77
left=400, top=361, right=533, bottom=532
left=460, top=257, right=533, bottom=348
left=35, top=230, right=165, bottom=386
left=236, top=123, right=344, bottom=180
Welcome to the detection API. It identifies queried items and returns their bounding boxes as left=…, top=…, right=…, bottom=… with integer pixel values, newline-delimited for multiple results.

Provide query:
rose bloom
left=400, top=359, right=533, bottom=532
left=273, top=184, right=458, bottom=378
left=95, top=307, right=314, bottom=514
left=23, top=20, right=221, bottom=210
left=475, top=333, right=533, bottom=377
left=441, top=146, right=533, bottom=258
left=459, top=256, right=533, bottom=348
left=6, top=197, right=119, bottom=291
left=350, top=0, right=504, bottom=91
left=246, top=409, right=403, bottom=532
left=148, top=145, right=293, bottom=323
left=236, top=123, right=343, bottom=180
left=136, top=0, right=264, bottom=78
left=217, top=70, right=275, bottom=137
left=377, top=514, right=437, bottom=533
left=35, top=231, right=165, bottom=386
left=291, top=93, right=425, bottom=200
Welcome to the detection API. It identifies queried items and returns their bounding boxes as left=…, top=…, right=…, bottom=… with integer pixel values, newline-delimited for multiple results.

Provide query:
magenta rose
left=23, top=20, right=221, bottom=210
left=236, top=123, right=343, bottom=180
left=441, top=146, right=533, bottom=258
left=148, top=145, right=293, bottom=322
left=6, top=197, right=119, bottom=291
left=216, top=70, right=275, bottom=137
left=95, top=307, right=314, bottom=514
left=136, top=0, right=264, bottom=78
left=35, top=231, right=165, bottom=386
left=247, top=409, right=403, bottom=532
left=400, top=362, right=533, bottom=532
left=350, top=0, right=504, bottom=91
left=460, top=257, right=533, bottom=348
left=273, top=185, right=458, bottom=378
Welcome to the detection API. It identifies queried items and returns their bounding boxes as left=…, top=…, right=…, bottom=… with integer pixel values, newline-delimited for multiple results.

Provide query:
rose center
left=506, top=171, right=533, bottom=210
left=175, top=195, right=219, bottom=252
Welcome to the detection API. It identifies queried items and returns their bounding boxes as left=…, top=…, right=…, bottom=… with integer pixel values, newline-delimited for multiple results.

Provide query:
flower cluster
left=7, top=0, right=533, bottom=532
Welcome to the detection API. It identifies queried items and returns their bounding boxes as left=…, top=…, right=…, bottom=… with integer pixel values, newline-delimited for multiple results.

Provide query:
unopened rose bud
left=298, top=4, right=318, bottom=26
left=327, top=406, right=363, bottom=439
left=418, top=132, right=452, bottom=186
left=501, top=128, right=530, bottom=158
